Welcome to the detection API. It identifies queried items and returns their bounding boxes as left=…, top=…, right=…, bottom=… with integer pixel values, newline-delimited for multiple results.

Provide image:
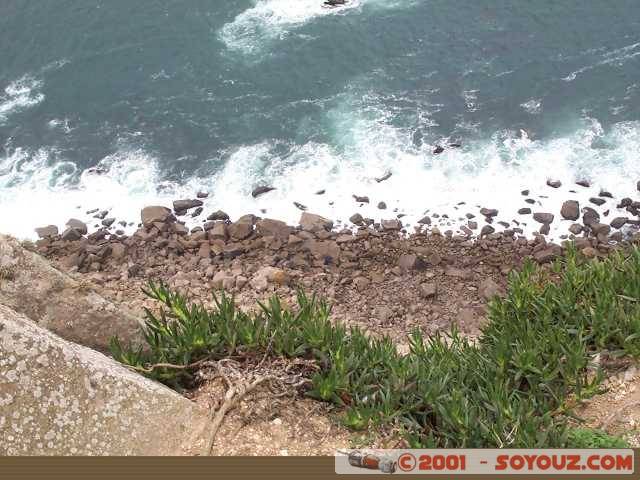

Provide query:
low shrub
left=111, top=245, right=640, bottom=446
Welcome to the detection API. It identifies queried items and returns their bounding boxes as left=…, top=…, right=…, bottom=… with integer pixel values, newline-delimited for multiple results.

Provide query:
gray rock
left=299, top=212, right=333, bottom=233
left=418, top=216, right=432, bottom=225
left=101, top=218, right=116, bottom=227
left=353, top=195, right=370, bottom=203
left=207, top=210, right=230, bottom=221
left=197, top=191, right=209, bottom=198
left=576, top=180, right=591, bottom=188
left=141, top=206, right=172, bottom=227
left=252, top=186, right=276, bottom=198
left=381, top=219, right=402, bottom=231
left=480, top=225, right=495, bottom=236
left=0, top=304, right=208, bottom=455
left=534, top=246, right=561, bottom=264
left=547, top=179, right=562, bottom=188
left=533, top=212, right=554, bottom=224
left=61, top=227, right=83, bottom=242
left=0, top=235, right=142, bottom=351
left=480, top=208, right=498, bottom=218
left=65, top=219, right=88, bottom=235
left=568, top=223, right=583, bottom=235
left=398, top=254, right=427, bottom=271
left=377, top=201, right=387, bottom=210
left=610, top=217, right=628, bottom=229
left=560, top=200, right=580, bottom=221
left=375, top=172, right=392, bottom=183
left=227, top=221, right=253, bottom=241
left=349, top=213, right=364, bottom=225
left=35, top=225, right=59, bottom=239
left=173, top=199, right=203, bottom=212
left=518, top=208, right=532, bottom=215
left=256, top=218, right=291, bottom=240
left=582, top=207, right=600, bottom=227
left=589, top=197, right=606, bottom=206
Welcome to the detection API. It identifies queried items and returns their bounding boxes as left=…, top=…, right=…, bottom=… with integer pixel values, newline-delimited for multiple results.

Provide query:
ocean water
left=1, top=0, right=639, bottom=238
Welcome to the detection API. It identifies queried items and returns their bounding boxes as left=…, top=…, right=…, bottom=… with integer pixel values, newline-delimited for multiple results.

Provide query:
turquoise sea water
left=1, top=1, right=639, bottom=237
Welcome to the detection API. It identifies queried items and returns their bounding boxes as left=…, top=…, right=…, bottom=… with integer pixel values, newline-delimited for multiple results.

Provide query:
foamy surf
left=218, top=0, right=415, bottom=55
left=0, top=76, right=44, bottom=123
left=1, top=113, right=639, bottom=241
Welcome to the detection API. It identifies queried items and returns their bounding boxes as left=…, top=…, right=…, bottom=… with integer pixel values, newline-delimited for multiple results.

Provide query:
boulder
left=207, top=210, right=230, bottom=222
left=546, top=179, right=562, bottom=188
left=533, top=246, right=561, bottom=264
left=61, top=227, right=83, bottom=242
left=418, top=216, right=432, bottom=225
left=353, top=195, right=370, bottom=203
left=252, top=186, right=275, bottom=198
left=568, top=223, right=584, bottom=235
left=65, top=219, right=88, bottom=235
left=35, top=225, right=59, bottom=239
left=209, top=222, right=228, bottom=240
left=518, top=208, right=531, bottom=215
left=173, top=199, right=203, bottom=212
left=0, top=235, right=142, bottom=352
left=256, top=219, right=291, bottom=241
left=582, top=207, right=600, bottom=227
left=349, top=213, right=364, bottom=225
left=141, top=206, right=172, bottom=227
left=480, top=208, right=498, bottom=218
left=304, top=240, right=340, bottom=263
left=480, top=225, right=495, bottom=236
left=0, top=305, right=208, bottom=455
left=381, top=219, right=402, bottom=231
left=589, top=197, right=606, bottom=206
left=561, top=200, right=580, bottom=221
left=610, top=217, right=628, bottom=229
left=227, top=221, right=252, bottom=241
left=377, top=202, right=387, bottom=210
left=398, top=254, right=427, bottom=271
left=299, top=213, right=333, bottom=233
left=250, top=267, right=290, bottom=292
left=533, top=212, right=554, bottom=224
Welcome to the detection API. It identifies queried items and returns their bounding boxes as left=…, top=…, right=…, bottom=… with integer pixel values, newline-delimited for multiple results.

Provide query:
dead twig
left=204, top=376, right=271, bottom=455
left=126, top=357, right=214, bottom=374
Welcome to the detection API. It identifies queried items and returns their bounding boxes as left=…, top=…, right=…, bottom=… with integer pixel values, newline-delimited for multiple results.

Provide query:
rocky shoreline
left=22, top=177, right=640, bottom=342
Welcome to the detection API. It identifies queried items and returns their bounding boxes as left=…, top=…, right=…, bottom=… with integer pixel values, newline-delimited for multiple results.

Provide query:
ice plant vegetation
left=111, top=245, right=640, bottom=447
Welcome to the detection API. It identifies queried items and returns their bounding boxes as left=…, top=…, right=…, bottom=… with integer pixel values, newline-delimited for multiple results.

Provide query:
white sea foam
left=219, top=0, right=413, bottom=55
left=520, top=99, right=542, bottom=115
left=563, top=41, right=640, bottom=82
left=1, top=110, right=639, bottom=240
left=0, top=76, right=44, bottom=123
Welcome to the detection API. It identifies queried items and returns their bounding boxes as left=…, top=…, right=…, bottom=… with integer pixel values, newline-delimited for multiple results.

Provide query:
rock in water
left=173, top=199, right=203, bottom=212
left=375, top=171, right=392, bottom=183
left=560, top=200, right=580, bottom=220
left=533, top=212, right=554, bottom=224
left=0, top=304, right=208, bottom=455
left=65, top=219, right=88, bottom=235
left=141, top=206, right=173, bottom=227
left=252, top=186, right=276, bottom=198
